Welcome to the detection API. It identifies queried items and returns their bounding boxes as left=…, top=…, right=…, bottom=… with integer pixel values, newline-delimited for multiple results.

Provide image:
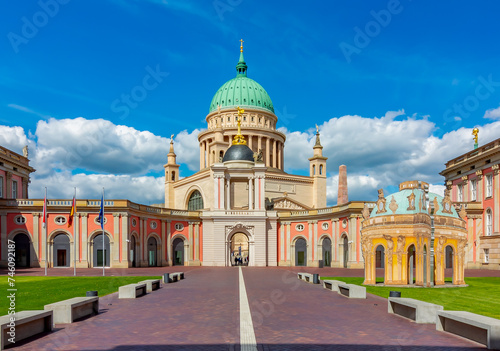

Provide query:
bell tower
left=309, top=125, right=327, bottom=208
left=164, top=135, right=179, bottom=208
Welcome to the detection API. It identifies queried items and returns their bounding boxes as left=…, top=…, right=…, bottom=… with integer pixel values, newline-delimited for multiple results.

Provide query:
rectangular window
left=486, top=174, right=493, bottom=198
left=0, top=177, right=3, bottom=198
left=12, top=180, right=17, bottom=199
left=458, top=184, right=463, bottom=202
left=470, top=179, right=477, bottom=201
left=484, top=249, right=489, bottom=263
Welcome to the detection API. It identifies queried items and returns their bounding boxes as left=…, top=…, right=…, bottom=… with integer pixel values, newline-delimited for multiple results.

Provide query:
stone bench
left=436, top=310, right=500, bottom=349
left=337, top=283, right=366, bottom=299
left=118, top=283, right=147, bottom=299
left=388, top=297, right=443, bottom=324
left=171, top=272, right=184, bottom=280
left=138, top=279, right=161, bottom=293
left=44, top=296, right=99, bottom=325
left=322, top=279, right=344, bottom=292
left=0, top=310, right=53, bottom=350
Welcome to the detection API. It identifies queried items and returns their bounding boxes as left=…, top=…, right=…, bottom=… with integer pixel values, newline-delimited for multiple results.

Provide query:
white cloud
left=484, top=106, right=500, bottom=120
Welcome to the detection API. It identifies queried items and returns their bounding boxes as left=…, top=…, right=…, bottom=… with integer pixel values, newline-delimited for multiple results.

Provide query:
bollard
left=313, top=273, right=320, bottom=284
left=163, top=273, right=170, bottom=284
left=86, top=291, right=98, bottom=297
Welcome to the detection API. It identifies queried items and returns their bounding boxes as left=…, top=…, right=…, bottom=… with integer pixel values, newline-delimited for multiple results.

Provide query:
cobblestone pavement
left=9, top=267, right=489, bottom=350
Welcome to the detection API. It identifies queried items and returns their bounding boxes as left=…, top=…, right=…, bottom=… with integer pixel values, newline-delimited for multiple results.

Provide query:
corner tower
left=309, top=126, right=327, bottom=208
left=198, top=40, right=286, bottom=171
left=164, top=136, right=179, bottom=208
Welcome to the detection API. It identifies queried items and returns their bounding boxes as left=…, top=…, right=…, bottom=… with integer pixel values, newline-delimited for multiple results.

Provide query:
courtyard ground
left=2, top=266, right=496, bottom=350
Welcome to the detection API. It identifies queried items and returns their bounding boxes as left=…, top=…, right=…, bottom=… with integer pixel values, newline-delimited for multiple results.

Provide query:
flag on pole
left=98, top=194, right=104, bottom=230
left=42, top=192, right=47, bottom=228
left=68, top=195, right=76, bottom=227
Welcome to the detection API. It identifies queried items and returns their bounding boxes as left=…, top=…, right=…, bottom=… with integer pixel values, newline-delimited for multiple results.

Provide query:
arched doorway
left=407, top=244, right=416, bottom=284
left=445, top=246, right=453, bottom=268
left=173, top=238, right=184, bottom=266
left=295, top=238, right=307, bottom=266
left=445, top=245, right=454, bottom=283
left=230, top=233, right=249, bottom=266
left=130, top=235, right=137, bottom=267
left=14, top=233, right=31, bottom=268
left=343, top=236, right=349, bottom=268
left=93, top=234, right=110, bottom=267
left=375, top=245, right=385, bottom=283
left=322, top=237, right=331, bottom=267
left=53, top=234, right=70, bottom=267
left=148, top=236, right=158, bottom=267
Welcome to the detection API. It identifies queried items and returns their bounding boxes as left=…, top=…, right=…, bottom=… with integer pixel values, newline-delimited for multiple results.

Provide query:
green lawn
left=1, top=276, right=160, bottom=315
left=321, top=276, right=500, bottom=319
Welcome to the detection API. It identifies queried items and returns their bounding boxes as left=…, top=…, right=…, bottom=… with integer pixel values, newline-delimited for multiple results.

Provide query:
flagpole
left=102, top=187, right=105, bottom=277
left=44, top=187, right=47, bottom=276
left=73, top=187, right=77, bottom=277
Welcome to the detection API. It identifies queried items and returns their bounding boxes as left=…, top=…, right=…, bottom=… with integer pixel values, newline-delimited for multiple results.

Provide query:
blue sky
left=1, top=0, right=500, bottom=205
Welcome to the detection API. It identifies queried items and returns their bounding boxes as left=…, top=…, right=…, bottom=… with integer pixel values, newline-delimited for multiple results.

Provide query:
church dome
left=222, top=144, right=254, bottom=162
left=209, top=46, right=274, bottom=114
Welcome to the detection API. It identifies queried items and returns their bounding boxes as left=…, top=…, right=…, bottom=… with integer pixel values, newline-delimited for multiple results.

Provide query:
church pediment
left=272, top=197, right=310, bottom=211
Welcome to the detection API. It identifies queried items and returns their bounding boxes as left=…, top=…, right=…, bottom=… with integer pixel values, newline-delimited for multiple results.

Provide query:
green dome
left=209, top=51, right=274, bottom=113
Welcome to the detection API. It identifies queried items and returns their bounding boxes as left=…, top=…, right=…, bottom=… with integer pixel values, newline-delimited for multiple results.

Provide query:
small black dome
left=222, top=144, right=254, bottom=162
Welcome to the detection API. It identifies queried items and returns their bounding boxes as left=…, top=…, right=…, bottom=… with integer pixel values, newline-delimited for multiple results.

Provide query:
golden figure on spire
left=472, top=127, right=479, bottom=149
left=240, top=39, right=244, bottom=52
left=232, top=106, right=247, bottom=145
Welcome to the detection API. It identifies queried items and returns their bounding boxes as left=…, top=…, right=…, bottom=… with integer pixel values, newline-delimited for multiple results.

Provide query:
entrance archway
left=445, top=245, right=454, bottom=283
left=53, top=234, right=70, bottom=267
left=407, top=244, right=416, bottom=284
left=322, top=237, right=331, bottom=267
left=375, top=245, right=385, bottom=283
left=295, top=238, right=307, bottom=266
left=343, top=235, right=349, bottom=268
left=172, top=238, right=184, bottom=266
left=148, top=236, right=158, bottom=267
left=14, top=233, right=31, bottom=268
left=230, top=232, right=249, bottom=266
left=93, top=234, right=110, bottom=267
left=130, top=235, right=137, bottom=267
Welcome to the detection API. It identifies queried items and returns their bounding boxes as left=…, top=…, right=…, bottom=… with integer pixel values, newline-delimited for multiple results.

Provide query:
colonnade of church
left=212, top=174, right=266, bottom=211
left=199, top=135, right=284, bottom=170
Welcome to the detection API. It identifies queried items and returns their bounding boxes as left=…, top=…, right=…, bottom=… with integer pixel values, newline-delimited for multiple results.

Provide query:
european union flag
left=98, top=194, right=104, bottom=229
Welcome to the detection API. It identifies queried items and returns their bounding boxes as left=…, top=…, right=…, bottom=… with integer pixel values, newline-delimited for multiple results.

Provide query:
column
left=194, top=222, right=200, bottom=262
left=122, top=214, right=129, bottom=266
left=21, top=178, right=28, bottom=199
left=161, top=219, right=167, bottom=266
left=272, top=140, right=277, bottom=168
left=266, top=138, right=270, bottom=167
left=142, top=217, right=148, bottom=266
left=278, top=142, right=282, bottom=170
left=226, top=177, right=230, bottom=210
left=188, top=222, right=194, bottom=262
left=200, top=142, right=204, bottom=169
left=113, top=214, right=120, bottom=264
left=213, top=175, right=219, bottom=209
left=494, top=165, right=499, bottom=233
left=81, top=213, right=88, bottom=267
left=32, top=214, right=40, bottom=266
left=348, top=217, right=355, bottom=262
left=166, top=220, right=172, bottom=266
left=258, top=136, right=262, bottom=153
left=5, top=172, right=11, bottom=199
left=279, top=223, right=284, bottom=264
left=248, top=177, right=253, bottom=210
left=74, top=210, right=80, bottom=266
left=286, top=222, right=291, bottom=265
left=281, top=143, right=285, bottom=170
left=0, top=213, right=6, bottom=263
left=249, top=135, right=253, bottom=151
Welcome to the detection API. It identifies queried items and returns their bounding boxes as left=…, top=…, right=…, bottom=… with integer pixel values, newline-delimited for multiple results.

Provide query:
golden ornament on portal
left=232, top=106, right=247, bottom=145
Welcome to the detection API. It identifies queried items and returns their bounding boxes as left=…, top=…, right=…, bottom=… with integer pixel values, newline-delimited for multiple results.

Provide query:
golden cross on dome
left=240, top=39, right=244, bottom=52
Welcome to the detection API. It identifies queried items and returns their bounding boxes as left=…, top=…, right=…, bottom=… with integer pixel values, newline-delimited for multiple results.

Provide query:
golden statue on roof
left=232, top=106, right=247, bottom=145
left=472, top=127, right=479, bottom=146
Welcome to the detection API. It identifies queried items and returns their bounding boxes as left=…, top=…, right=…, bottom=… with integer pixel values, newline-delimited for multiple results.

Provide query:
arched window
left=188, top=190, right=204, bottom=211
left=312, top=165, right=316, bottom=175
left=171, top=171, right=175, bottom=181
left=319, top=164, right=323, bottom=175
left=486, top=209, right=493, bottom=236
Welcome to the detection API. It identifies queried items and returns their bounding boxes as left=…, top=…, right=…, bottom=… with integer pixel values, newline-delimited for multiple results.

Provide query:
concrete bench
left=388, top=297, right=443, bottom=324
left=322, top=279, right=344, bottom=292
left=138, top=279, right=161, bottom=293
left=337, top=283, right=366, bottom=299
left=171, top=272, right=184, bottom=280
left=44, top=296, right=99, bottom=325
left=436, top=310, right=500, bottom=349
left=0, top=310, right=53, bottom=350
left=118, top=283, right=147, bottom=299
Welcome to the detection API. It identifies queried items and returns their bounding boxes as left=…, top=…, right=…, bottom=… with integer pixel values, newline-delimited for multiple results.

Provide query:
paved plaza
left=8, top=267, right=489, bottom=350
